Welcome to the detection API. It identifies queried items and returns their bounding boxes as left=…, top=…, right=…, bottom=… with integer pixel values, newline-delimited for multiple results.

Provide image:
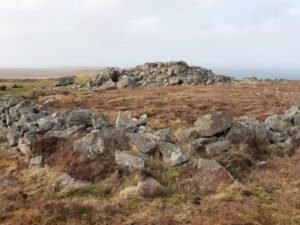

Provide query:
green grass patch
left=65, top=184, right=112, bottom=198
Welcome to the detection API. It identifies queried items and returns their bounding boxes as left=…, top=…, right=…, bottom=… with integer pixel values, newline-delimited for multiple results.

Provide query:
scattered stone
left=115, top=152, right=144, bottom=169
left=194, top=112, right=233, bottom=137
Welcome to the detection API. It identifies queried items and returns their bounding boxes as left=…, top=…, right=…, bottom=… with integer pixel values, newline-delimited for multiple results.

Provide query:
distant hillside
left=0, top=67, right=103, bottom=79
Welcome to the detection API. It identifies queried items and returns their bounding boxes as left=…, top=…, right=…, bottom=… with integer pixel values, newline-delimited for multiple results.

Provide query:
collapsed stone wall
left=1, top=95, right=300, bottom=193
left=87, top=61, right=233, bottom=90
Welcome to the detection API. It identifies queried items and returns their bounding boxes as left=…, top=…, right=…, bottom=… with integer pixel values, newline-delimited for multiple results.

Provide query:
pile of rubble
left=87, top=61, right=232, bottom=90
left=1, top=95, right=300, bottom=195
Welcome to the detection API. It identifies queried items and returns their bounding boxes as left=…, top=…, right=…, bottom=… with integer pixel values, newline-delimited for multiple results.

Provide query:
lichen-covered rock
left=194, top=112, right=233, bottom=137
left=131, top=133, right=157, bottom=154
left=54, top=76, right=74, bottom=87
left=92, top=112, right=113, bottom=129
left=205, top=140, right=231, bottom=157
left=155, top=128, right=177, bottom=144
left=66, top=109, right=92, bottom=128
left=265, top=114, right=292, bottom=132
left=226, top=122, right=249, bottom=144
left=157, top=142, right=190, bottom=166
left=73, top=131, right=105, bottom=157
left=116, top=111, right=132, bottom=128
left=115, top=152, right=144, bottom=169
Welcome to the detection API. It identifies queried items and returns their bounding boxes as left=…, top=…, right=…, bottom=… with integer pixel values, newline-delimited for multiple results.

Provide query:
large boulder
left=73, top=131, right=105, bottom=157
left=194, top=112, right=233, bottom=137
left=54, top=76, right=74, bottom=87
left=157, top=142, right=190, bottom=166
left=66, top=109, right=92, bottom=128
left=115, top=152, right=144, bottom=169
left=197, top=158, right=234, bottom=185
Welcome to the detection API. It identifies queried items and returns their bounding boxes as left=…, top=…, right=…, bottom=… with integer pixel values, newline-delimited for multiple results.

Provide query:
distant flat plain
left=0, top=67, right=103, bottom=79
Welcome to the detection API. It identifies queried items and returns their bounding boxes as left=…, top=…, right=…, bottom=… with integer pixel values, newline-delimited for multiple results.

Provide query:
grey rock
left=205, top=140, right=231, bottom=157
left=126, top=122, right=138, bottom=132
left=226, top=121, right=249, bottom=144
left=190, top=137, right=216, bottom=152
left=7, top=124, right=21, bottom=147
left=54, top=76, right=74, bottom=87
left=156, top=128, right=177, bottom=144
left=137, top=126, right=149, bottom=133
left=92, top=112, right=113, bottom=129
left=116, top=111, right=132, bottom=128
left=45, top=125, right=85, bottom=138
left=115, top=152, right=144, bottom=169
left=157, top=142, right=190, bottom=166
left=265, top=114, right=292, bottom=132
left=73, top=131, right=105, bottom=157
left=37, top=116, right=58, bottom=133
left=131, top=133, right=157, bottom=154
left=137, top=177, right=163, bottom=197
left=23, top=132, right=42, bottom=145
left=66, top=109, right=92, bottom=128
left=99, top=79, right=116, bottom=90
left=194, top=112, right=233, bottom=137
left=183, top=128, right=200, bottom=140
left=18, top=139, right=31, bottom=156
left=247, top=121, right=269, bottom=144
left=269, top=131, right=289, bottom=143
left=197, top=158, right=234, bottom=184
left=137, top=114, right=148, bottom=126
left=97, top=127, right=126, bottom=151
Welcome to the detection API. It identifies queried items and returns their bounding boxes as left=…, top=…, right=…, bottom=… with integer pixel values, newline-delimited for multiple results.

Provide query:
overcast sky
left=0, top=0, right=300, bottom=76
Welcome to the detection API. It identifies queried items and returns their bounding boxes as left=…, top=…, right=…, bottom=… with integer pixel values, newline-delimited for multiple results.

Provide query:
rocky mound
left=87, top=61, right=232, bottom=90
left=1, top=95, right=300, bottom=196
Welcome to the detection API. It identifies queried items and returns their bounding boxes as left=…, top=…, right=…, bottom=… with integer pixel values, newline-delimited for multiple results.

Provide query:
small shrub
left=0, top=85, right=6, bottom=91
left=11, top=84, right=23, bottom=89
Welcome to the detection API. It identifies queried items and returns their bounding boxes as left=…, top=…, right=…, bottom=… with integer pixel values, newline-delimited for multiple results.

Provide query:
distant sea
left=214, top=68, right=300, bottom=80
